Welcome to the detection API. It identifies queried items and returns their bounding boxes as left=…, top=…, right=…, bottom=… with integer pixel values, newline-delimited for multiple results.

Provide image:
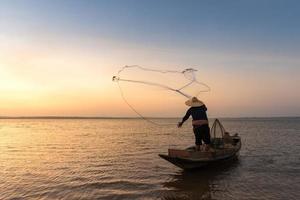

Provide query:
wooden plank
left=168, top=149, right=190, bottom=158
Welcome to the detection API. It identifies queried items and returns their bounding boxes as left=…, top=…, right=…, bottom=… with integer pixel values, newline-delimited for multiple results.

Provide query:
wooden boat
left=159, top=119, right=241, bottom=170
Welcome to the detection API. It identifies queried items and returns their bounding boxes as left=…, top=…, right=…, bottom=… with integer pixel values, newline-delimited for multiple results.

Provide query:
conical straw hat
left=185, top=97, right=204, bottom=107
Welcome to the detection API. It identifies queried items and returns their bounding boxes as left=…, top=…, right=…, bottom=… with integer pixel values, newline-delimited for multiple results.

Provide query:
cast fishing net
left=112, top=65, right=210, bottom=125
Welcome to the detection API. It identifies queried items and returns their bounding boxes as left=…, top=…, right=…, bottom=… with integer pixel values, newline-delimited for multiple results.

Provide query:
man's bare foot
left=202, top=144, right=210, bottom=152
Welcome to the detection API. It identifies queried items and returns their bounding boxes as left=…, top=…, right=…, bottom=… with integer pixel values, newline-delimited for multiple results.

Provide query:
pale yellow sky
left=1, top=34, right=299, bottom=117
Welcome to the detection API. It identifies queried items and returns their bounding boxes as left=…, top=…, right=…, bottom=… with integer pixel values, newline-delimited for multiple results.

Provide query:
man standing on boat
left=177, top=97, right=211, bottom=151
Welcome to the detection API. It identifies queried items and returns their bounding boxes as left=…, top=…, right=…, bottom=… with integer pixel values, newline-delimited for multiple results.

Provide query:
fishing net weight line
left=112, top=65, right=211, bottom=126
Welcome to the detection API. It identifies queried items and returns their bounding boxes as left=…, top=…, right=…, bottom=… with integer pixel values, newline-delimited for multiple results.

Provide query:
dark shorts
left=193, top=124, right=211, bottom=145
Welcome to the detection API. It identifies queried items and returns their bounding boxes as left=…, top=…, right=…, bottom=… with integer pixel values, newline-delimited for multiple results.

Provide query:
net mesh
left=210, top=119, right=226, bottom=148
left=211, top=119, right=226, bottom=139
left=113, top=65, right=210, bottom=125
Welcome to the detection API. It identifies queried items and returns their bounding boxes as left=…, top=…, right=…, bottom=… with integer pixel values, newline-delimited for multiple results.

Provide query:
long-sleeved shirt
left=181, top=105, right=208, bottom=123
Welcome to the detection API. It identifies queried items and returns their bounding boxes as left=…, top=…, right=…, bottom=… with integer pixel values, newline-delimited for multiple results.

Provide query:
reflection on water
left=0, top=118, right=299, bottom=199
left=162, top=159, right=240, bottom=200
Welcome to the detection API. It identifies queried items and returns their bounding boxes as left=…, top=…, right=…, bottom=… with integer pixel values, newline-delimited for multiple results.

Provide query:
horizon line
left=0, top=115, right=299, bottom=119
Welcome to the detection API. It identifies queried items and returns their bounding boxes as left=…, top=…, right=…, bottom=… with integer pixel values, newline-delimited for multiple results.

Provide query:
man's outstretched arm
left=178, top=108, right=191, bottom=127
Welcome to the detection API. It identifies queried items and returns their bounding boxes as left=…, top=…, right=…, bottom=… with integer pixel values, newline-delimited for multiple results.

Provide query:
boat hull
left=159, top=136, right=241, bottom=170
left=159, top=151, right=239, bottom=170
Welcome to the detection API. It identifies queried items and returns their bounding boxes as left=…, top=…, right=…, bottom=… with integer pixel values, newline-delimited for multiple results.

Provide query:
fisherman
left=177, top=97, right=211, bottom=151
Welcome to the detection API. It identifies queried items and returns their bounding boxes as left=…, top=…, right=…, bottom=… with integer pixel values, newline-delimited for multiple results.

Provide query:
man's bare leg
left=196, top=145, right=201, bottom=151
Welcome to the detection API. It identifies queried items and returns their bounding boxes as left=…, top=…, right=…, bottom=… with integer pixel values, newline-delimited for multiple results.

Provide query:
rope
left=113, top=65, right=211, bottom=126
left=117, top=79, right=179, bottom=151
left=114, top=65, right=211, bottom=100
left=117, top=81, right=172, bottom=126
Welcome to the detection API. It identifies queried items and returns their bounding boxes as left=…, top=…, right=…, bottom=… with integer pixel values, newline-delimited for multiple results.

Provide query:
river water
left=0, top=118, right=299, bottom=199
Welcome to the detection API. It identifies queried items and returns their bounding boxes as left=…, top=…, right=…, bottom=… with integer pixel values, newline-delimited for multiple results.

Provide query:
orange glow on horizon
left=1, top=35, right=299, bottom=117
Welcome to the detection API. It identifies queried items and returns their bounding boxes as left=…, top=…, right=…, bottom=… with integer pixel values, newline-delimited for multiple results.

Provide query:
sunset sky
left=0, top=0, right=299, bottom=117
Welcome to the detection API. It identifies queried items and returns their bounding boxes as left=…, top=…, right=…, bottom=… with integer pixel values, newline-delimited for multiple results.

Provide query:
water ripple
left=0, top=118, right=299, bottom=199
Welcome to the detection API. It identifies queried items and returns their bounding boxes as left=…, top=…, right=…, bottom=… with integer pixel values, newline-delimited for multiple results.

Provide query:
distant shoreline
left=0, top=116, right=299, bottom=120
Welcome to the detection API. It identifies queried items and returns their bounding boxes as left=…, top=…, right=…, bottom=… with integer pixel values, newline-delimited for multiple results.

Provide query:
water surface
left=0, top=118, right=299, bottom=199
